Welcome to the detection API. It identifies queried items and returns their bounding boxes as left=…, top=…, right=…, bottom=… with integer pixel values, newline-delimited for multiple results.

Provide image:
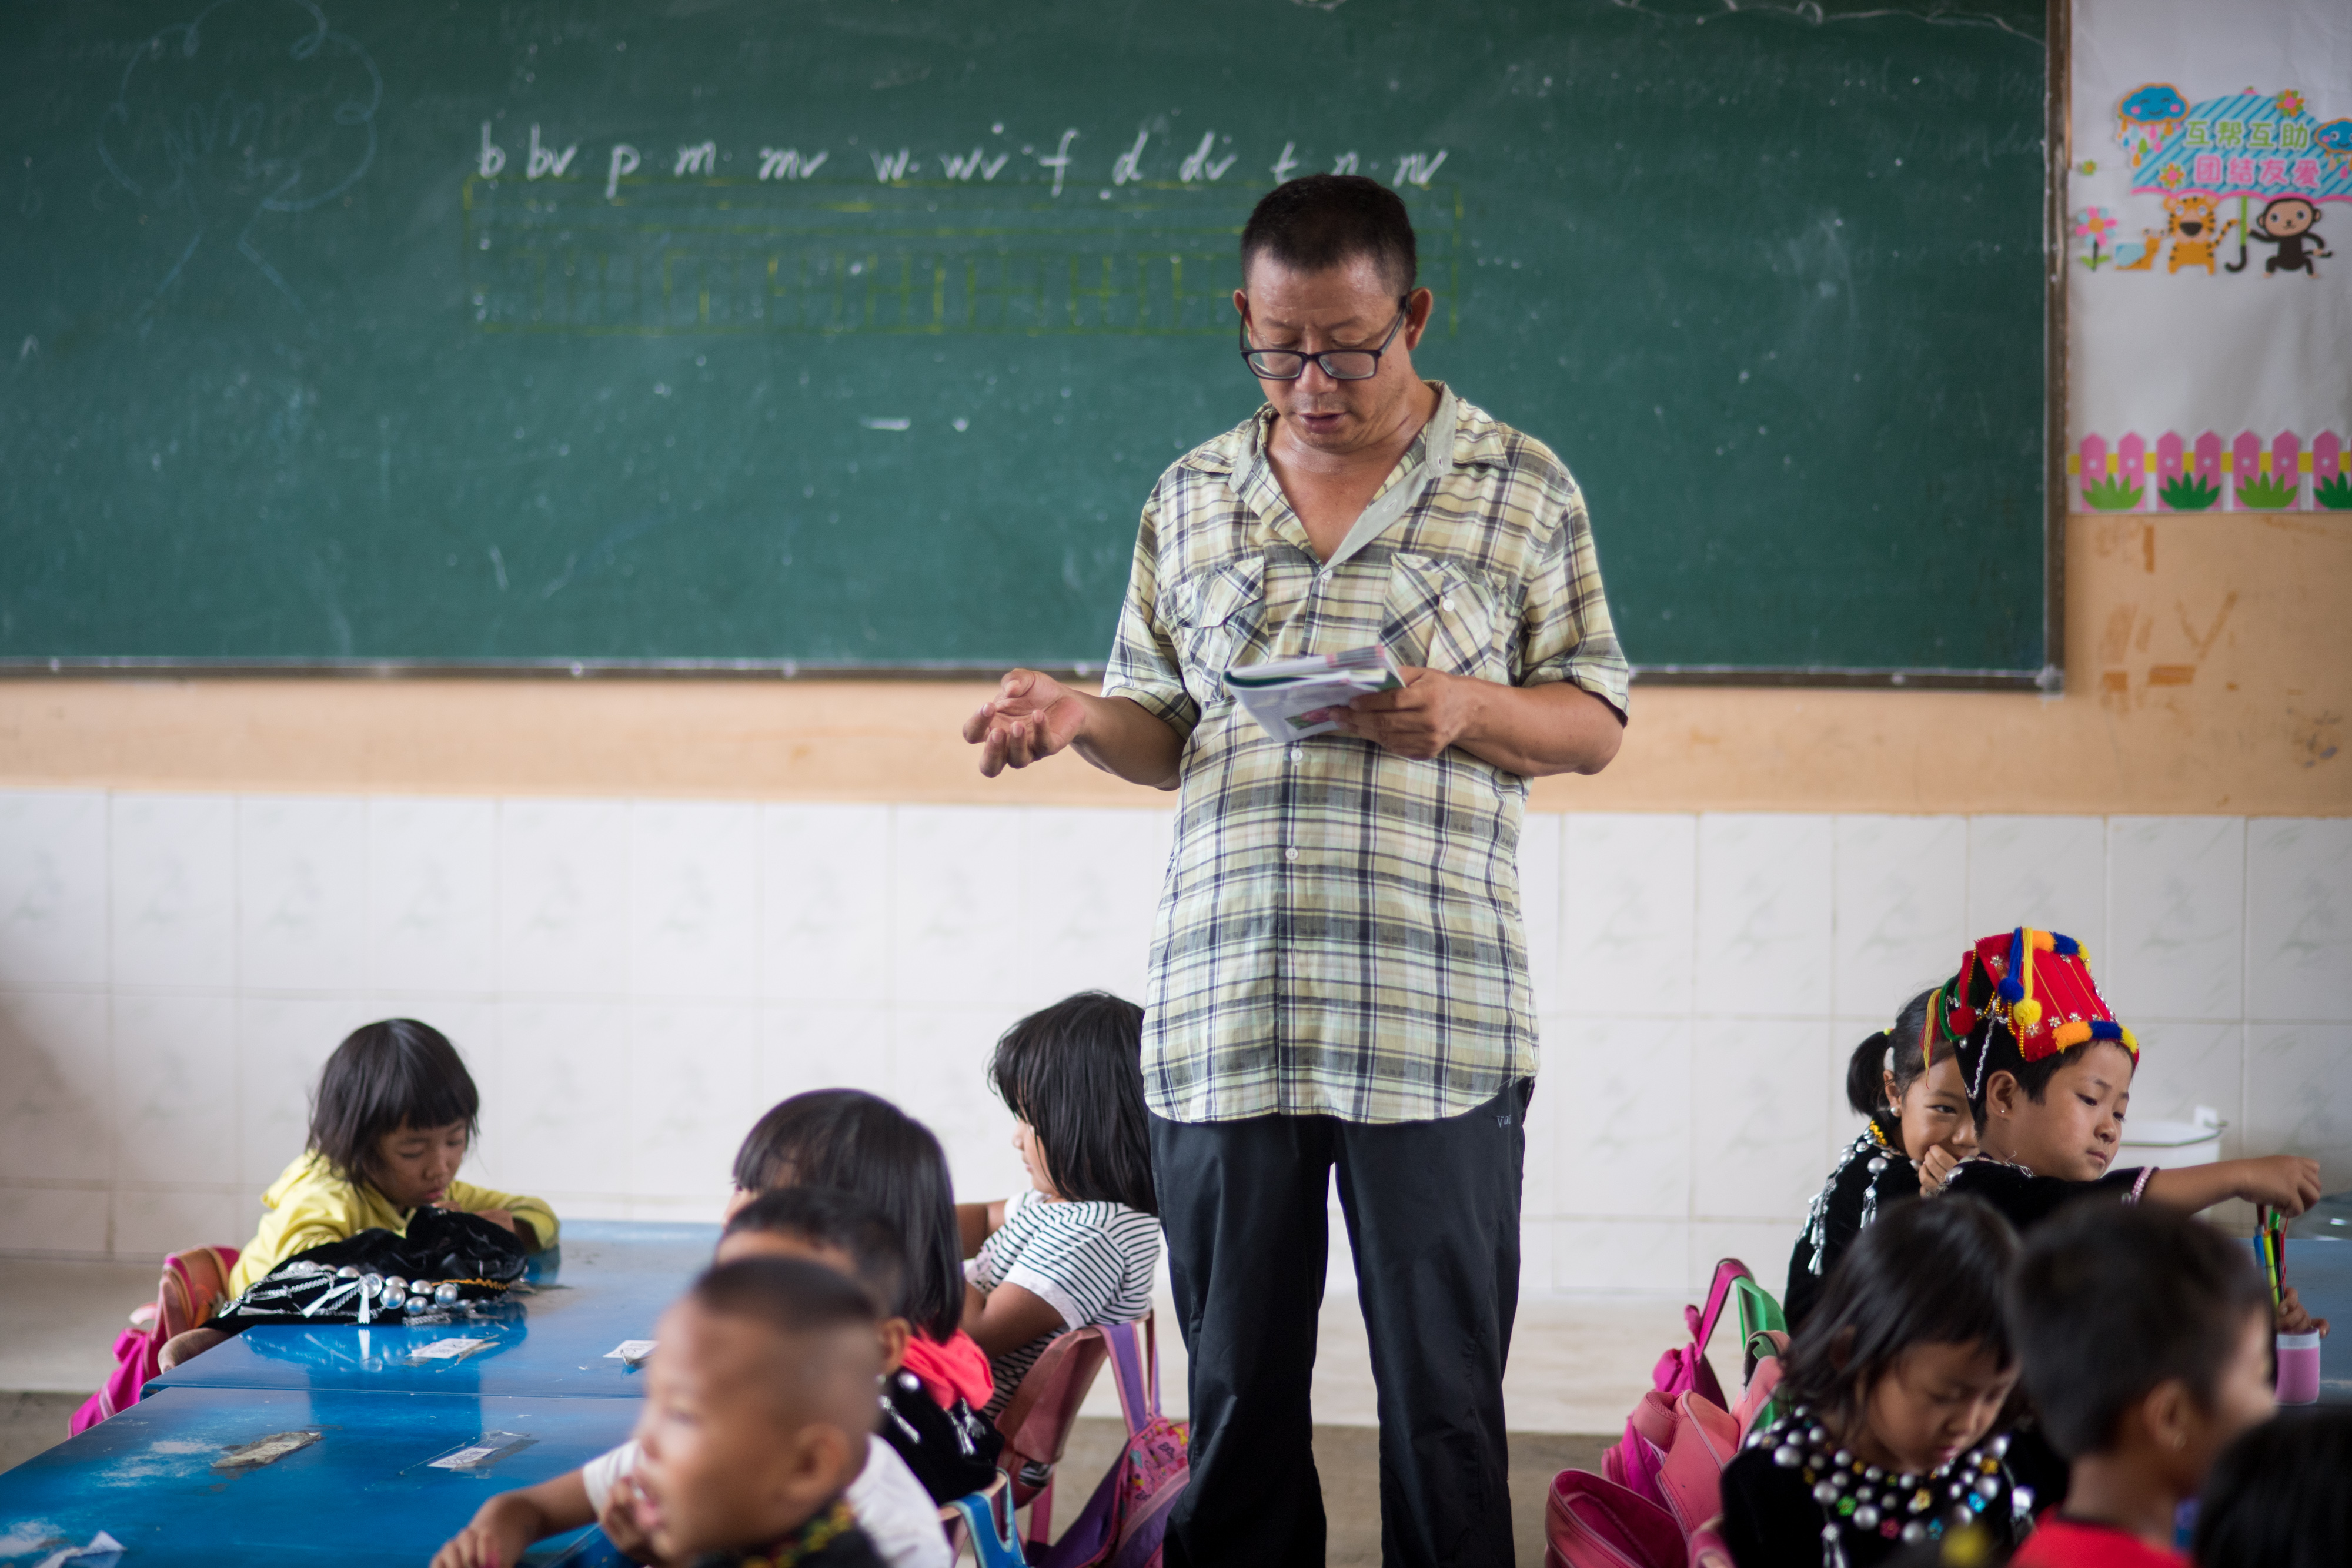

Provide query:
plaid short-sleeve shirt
left=1104, top=385, right=1629, bottom=1125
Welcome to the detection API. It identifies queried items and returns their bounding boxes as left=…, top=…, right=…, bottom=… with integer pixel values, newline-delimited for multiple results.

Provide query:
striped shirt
left=1102, top=385, right=1629, bottom=1126
left=969, top=1191, right=1159, bottom=1416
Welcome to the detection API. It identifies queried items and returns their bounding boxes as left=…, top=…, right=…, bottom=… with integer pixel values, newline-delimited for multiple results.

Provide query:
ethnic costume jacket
left=1786, top=1124, right=1920, bottom=1333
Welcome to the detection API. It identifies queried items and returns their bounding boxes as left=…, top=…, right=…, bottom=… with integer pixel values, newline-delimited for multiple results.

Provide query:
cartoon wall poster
left=2066, top=0, right=2351, bottom=514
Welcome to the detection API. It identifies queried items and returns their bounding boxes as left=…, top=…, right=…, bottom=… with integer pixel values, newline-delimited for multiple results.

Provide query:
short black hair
left=1782, top=1196, right=2020, bottom=1433
left=308, top=1019, right=480, bottom=1191
left=1844, top=988, right=1957, bottom=1120
left=729, top=1090, right=963, bottom=1342
left=691, top=1256, right=877, bottom=1344
left=2191, top=1408, right=2352, bottom=1568
left=1241, top=173, right=1417, bottom=295
left=726, top=1186, right=910, bottom=1321
left=2007, top=1201, right=2272, bottom=1459
left=988, top=991, right=1157, bottom=1216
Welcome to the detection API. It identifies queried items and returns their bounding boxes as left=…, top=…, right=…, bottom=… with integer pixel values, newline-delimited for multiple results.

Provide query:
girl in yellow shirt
left=166, top=1019, right=557, bottom=1366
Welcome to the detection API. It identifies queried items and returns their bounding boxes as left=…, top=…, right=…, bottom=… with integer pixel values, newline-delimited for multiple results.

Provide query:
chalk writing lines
left=470, top=125, right=1451, bottom=196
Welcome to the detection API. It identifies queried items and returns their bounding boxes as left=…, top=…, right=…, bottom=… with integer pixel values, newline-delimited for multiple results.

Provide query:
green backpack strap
left=1730, top=1275, right=1786, bottom=1343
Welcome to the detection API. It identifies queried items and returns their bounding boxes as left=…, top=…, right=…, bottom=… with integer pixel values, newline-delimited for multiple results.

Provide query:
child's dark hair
left=2191, top=1407, right=2352, bottom=1568
left=2006, top=1201, right=2271, bottom=1459
left=988, top=991, right=1158, bottom=1216
left=726, top=1186, right=910, bottom=1321
left=730, top=1090, right=963, bottom=1342
left=693, top=1255, right=877, bottom=1340
left=1782, top=1196, right=2019, bottom=1433
left=1843, top=988, right=1950, bottom=1120
left=308, top=1019, right=480, bottom=1189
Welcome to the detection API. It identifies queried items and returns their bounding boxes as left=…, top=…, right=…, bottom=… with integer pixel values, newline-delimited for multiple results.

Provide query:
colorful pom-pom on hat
left=1967, top=927, right=2135, bottom=1065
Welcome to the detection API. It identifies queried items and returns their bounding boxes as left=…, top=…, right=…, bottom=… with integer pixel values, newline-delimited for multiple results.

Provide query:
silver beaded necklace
left=1745, top=1405, right=2034, bottom=1567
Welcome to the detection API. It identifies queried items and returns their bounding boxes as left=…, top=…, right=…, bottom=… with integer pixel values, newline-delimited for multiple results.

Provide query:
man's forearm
left=1454, top=679, right=1623, bottom=778
left=1071, top=691, right=1187, bottom=789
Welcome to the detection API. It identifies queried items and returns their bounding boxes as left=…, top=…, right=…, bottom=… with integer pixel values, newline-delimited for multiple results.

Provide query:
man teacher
left=961, top=175, right=1629, bottom=1567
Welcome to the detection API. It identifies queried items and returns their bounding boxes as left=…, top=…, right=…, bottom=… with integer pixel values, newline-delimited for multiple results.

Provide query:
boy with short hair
left=2005, top=1203, right=2277, bottom=1567
left=432, top=1193, right=947, bottom=1568
left=632, top=1256, right=888, bottom=1567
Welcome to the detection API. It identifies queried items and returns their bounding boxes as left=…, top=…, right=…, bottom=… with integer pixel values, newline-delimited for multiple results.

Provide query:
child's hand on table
left=430, top=1492, right=539, bottom=1568
left=603, top=1471, right=660, bottom=1564
left=2277, top=1285, right=2330, bottom=1338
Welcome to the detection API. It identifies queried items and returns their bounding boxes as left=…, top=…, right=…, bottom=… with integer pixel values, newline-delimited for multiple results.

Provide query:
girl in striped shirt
left=959, top=992, right=1162, bottom=1417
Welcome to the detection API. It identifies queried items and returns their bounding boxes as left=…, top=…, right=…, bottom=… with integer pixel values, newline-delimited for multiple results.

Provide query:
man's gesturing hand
left=964, top=669, right=1088, bottom=777
left=1332, top=666, right=1477, bottom=760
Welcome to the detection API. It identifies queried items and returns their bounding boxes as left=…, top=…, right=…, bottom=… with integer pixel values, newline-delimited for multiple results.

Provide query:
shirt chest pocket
left=1381, top=551, right=1503, bottom=681
left=1171, top=556, right=1268, bottom=706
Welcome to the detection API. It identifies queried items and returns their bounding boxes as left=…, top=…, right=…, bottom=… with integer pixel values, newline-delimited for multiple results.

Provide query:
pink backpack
left=1603, top=1259, right=1745, bottom=1510
left=72, top=1245, right=239, bottom=1435
left=1549, top=1261, right=1786, bottom=1568
left=1032, top=1318, right=1188, bottom=1568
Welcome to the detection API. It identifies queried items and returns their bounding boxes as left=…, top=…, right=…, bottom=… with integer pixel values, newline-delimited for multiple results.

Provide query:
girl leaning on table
left=159, top=1019, right=557, bottom=1371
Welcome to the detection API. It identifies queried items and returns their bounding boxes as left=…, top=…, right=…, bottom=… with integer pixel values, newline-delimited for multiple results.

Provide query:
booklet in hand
left=1223, top=644, right=1405, bottom=743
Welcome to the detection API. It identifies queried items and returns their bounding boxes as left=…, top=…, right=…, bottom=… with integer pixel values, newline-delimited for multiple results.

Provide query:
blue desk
left=0, top=1386, right=639, bottom=1566
left=151, top=1220, right=718, bottom=1401
left=2281, top=1237, right=2351, bottom=1406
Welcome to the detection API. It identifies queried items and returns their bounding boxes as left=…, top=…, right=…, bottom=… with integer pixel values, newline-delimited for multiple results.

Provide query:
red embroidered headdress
left=1950, top=928, right=2137, bottom=1089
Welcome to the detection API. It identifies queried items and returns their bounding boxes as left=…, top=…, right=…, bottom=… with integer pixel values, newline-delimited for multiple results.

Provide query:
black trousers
left=1150, top=1080, right=1529, bottom=1568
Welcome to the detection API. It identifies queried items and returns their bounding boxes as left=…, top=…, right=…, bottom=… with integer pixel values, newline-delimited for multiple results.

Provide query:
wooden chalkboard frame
left=2, top=0, right=2069, bottom=694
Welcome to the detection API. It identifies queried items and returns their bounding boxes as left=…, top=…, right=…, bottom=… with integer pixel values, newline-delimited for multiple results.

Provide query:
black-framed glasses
left=1238, top=300, right=1409, bottom=381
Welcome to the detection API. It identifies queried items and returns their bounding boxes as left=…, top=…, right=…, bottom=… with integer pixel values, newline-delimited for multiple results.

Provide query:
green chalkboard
left=0, top=0, right=2051, bottom=679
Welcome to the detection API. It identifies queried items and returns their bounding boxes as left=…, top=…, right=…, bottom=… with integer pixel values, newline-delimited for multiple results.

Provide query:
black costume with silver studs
left=1732, top=1406, right=2033, bottom=1567
left=1785, top=1124, right=1919, bottom=1331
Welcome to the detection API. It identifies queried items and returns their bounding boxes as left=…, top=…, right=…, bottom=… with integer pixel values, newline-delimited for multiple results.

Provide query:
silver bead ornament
left=1809, top=1426, right=1830, bottom=1446
left=1867, top=1157, right=1888, bottom=1174
left=381, top=1286, right=406, bottom=1310
left=337, top=1264, right=362, bottom=1279
left=1989, top=1435, right=2009, bottom=1457
left=386, top=1275, right=408, bottom=1293
left=434, top=1281, right=462, bottom=1305
left=1833, top=1449, right=1853, bottom=1467
left=1901, top=1522, right=1927, bottom=1543
left=1853, top=1506, right=1880, bottom=1530
left=1897, top=1475, right=1916, bottom=1489
left=1949, top=1482, right=1964, bottom=1498
left=1865, top=1467, right=1883, bottom=1482
left=360, top=1273, right=383, bottom=1297
left=1774, top=1444, right=1803, bottom=1468
left=1813, top=1481, right=1840, bottom=1505
left=1821, top=1525, right=1840, bottom=1544
left=1976, top=1475, right=2003, bottom=1499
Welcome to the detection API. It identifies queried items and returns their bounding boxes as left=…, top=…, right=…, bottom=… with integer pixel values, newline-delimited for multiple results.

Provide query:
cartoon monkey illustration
left=2247, top=196, right=2331, bottom=278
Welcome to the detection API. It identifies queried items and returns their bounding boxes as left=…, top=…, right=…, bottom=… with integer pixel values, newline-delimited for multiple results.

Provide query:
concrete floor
left=1, top=1257, right=1699, bottom=1566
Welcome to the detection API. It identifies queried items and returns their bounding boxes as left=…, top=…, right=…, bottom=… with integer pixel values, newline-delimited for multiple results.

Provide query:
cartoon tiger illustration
left=2117, top=193, right=2237, bottom=275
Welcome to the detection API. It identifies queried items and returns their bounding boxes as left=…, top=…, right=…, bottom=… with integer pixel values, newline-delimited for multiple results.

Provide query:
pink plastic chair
left=992, top=1319, right=1117, bottom=1550
left=72, top=1243, right=239, bottom=1434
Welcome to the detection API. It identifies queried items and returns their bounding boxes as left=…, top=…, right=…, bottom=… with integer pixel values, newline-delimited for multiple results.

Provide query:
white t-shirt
left=968, top=1189, right=1160, bottom=1415
left=581, top=1434, right=948, bottom=1568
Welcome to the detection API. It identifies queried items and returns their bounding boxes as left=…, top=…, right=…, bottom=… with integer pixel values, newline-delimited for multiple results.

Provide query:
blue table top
left=149, top=1219, right=719, bottom=1401
left=0, top=1386, right=639, bottom=1567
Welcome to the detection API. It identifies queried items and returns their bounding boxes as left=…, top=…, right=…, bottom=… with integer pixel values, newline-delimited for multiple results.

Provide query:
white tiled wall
left=1, top=791, right=2346, bottom=1296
